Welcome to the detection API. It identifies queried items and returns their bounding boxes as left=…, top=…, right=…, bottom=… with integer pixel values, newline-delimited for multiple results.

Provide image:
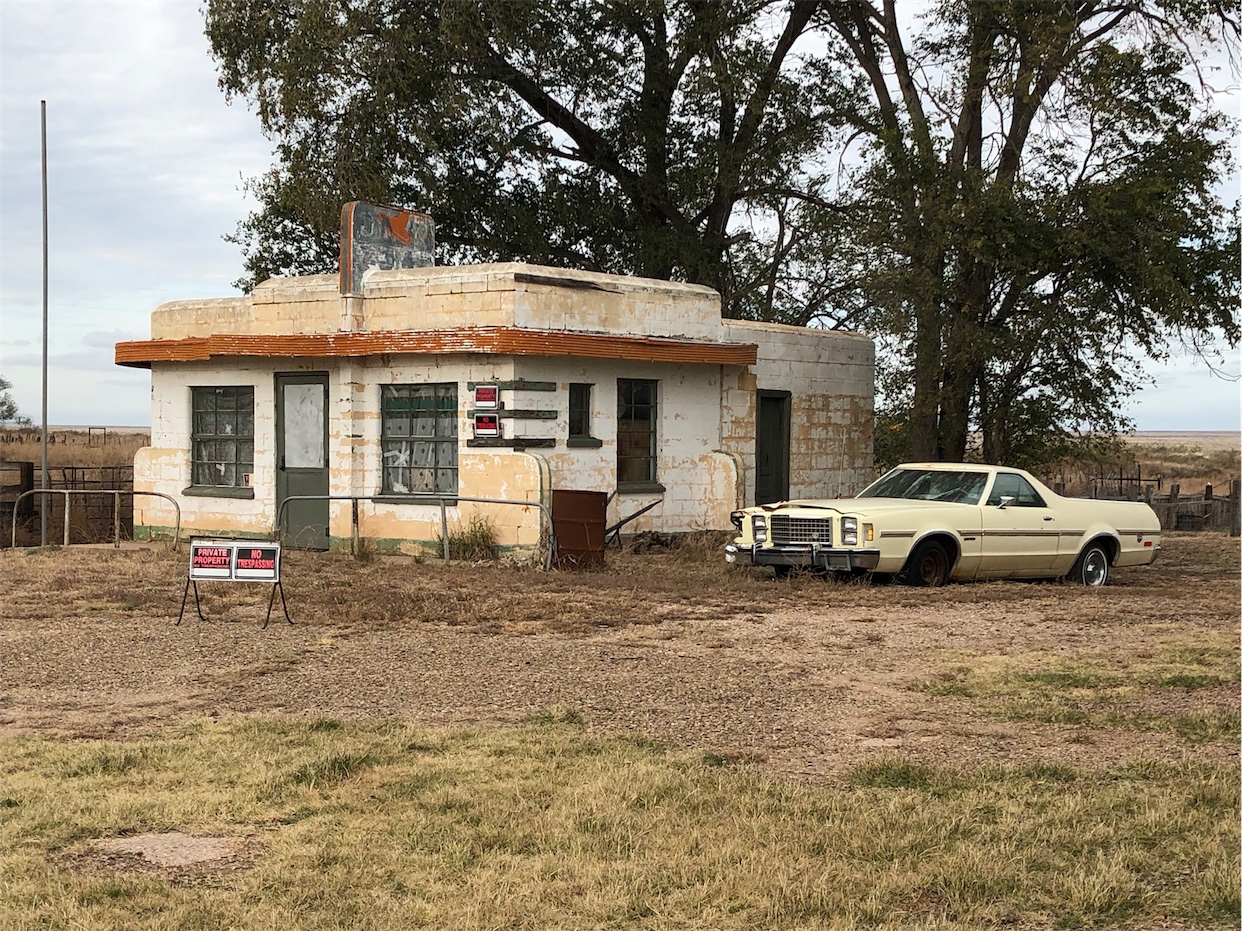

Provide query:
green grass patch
left=1, top=720, right=1237, bottom=930
left=922, top=630, right=1240, bottom=745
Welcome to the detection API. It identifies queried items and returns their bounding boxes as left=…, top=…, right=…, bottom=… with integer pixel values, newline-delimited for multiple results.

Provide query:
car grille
left=769, top=516, right=832, bottom=546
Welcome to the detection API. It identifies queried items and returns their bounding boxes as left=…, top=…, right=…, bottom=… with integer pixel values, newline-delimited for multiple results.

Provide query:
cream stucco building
left=116, top=262, right=874, bottom=554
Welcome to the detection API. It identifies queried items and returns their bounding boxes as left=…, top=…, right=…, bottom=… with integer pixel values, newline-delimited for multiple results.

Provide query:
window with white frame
left=381, top=383, right=458, bottom=495
left=568, top=382, right=599, bottom=446
left=191, top=386, right=255, bottom=488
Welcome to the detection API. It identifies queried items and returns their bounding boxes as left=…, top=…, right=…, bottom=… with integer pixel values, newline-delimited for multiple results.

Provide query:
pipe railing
left=10, top=489, right=181, bottom=551
left=274, top=494, right=557, bottom=570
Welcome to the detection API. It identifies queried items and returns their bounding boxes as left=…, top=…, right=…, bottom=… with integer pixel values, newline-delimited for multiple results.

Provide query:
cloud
left=1, top=1, right=270, bottom=424
left=83, top=330, right=143, bottom=349
left=1, top=1, right=1237, bottom=430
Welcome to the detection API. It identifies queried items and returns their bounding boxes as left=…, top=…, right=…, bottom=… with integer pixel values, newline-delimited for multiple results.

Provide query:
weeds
left=1, top=721, right=1237, bottom=930
left=352, top=537, right=378, bottom=565
left=440, top=515, right=499, bottom=562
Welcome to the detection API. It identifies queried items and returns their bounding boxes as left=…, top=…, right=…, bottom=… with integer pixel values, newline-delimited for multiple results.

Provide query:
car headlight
left=752, top=515, right=767, bottom=543
left=842, top=517, right=858, bottom=546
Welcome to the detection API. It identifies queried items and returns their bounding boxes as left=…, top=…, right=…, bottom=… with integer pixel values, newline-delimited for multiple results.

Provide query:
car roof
left=895, top=462, right=999, bottom=472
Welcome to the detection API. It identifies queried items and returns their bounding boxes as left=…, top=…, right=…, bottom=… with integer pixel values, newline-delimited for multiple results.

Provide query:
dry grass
left=922, top=625, right=1241, bottom=743
left=1046, top=431, right=1240, bottom=495
left=0, top=428, right=150, bottom=468
left=1, top=719, right=1236, bottom=930
left=1, top=532, right=1238, bottom=928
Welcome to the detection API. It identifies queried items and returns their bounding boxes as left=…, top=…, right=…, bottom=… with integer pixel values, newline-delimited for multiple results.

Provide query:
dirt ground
left=1, top=533, right=1237, bottom=780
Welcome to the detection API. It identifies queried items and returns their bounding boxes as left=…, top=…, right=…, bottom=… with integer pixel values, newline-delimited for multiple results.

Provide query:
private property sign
left=189, top=540, right=281, bottom=582
left=181, top=539, right=291, bottom=627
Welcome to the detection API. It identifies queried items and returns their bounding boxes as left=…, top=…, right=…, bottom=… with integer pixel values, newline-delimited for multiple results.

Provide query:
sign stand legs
left=176, top=578, right=207, bottom=626
left=263, top=581, right=293, bottom=629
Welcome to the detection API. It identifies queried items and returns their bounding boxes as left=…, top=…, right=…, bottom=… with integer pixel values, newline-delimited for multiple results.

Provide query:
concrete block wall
left=362, top=267, right=516, bottom=331
left=722, top=320, right=875, bottom=502
left=138, top=360, right=281, bottom=537
left=137, top=356, right=553, bottom=549
left=362, top=264, right=723, bottom=340
left=516, top=357, right=736, bottom=533
left=130, top=264, right=875, bottom=546
left=150, top=276, right=341, bottom=340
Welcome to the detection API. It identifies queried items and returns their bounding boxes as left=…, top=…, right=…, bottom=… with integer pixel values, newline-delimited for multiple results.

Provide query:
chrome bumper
left=725, top=543, right=881, bottom=572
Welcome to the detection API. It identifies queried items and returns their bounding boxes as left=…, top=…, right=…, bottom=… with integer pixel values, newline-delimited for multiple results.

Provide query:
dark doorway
left=755, top=391, right=791, bottom=505
left=276, top=372, right=330, bottom=549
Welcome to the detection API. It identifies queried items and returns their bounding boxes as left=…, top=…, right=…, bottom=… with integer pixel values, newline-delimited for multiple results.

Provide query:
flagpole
left=40, top=100, right=48, bottom=546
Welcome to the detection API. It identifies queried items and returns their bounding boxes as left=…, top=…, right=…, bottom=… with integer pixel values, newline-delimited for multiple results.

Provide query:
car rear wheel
left=1070, top=543, right=1109, bottom=586
left=901, top=540, right=950, bottom=587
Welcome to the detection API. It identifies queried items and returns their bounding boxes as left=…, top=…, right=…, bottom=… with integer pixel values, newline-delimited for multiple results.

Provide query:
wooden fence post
left=1231, top=480, right=1240, bottom=538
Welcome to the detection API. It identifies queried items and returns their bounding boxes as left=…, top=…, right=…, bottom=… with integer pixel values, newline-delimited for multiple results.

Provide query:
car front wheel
left=901, top=540, right=950, bottom=587
left=1070, top=543, right=1110, bottom=586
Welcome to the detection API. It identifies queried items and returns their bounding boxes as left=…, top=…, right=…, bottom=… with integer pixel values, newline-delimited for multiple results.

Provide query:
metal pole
left=40, top=100, right=49, bottom=546
left=351, top=498, right=359, bottom=556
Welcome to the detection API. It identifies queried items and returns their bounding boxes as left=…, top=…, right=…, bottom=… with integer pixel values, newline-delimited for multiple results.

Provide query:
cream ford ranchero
left=724, top=462, right=1161, bottom=586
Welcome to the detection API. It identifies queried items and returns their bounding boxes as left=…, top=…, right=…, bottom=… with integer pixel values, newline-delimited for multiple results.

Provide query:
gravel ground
left=1, top=534, right=1237, bottom=779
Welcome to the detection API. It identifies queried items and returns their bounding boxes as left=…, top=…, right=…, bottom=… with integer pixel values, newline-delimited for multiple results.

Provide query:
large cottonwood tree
left=817, top=1, right=1240, bottom=463
left=206, top=0, right=1240, bottom=466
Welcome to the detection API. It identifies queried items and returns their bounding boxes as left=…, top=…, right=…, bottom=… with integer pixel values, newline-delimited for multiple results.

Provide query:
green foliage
left=0, top=375, right=30, bottom=426
left=205, top=0, right=1240, bottom=467
left=827, top=1, right=1241, bottom=463
left=205, top=0, right=846, bottom=305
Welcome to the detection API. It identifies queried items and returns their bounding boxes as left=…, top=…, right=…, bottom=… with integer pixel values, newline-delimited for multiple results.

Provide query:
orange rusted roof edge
left=115, top=327, right=758, bottom=369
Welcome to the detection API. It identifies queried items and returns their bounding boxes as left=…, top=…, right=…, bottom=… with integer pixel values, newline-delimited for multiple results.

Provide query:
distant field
left=0, top=428, right=150, bottom=469
left=1, top=427, right=1237, bottom=488
left=1119, top=431, right=1240, bottom=493
left=1128, top=431, right=1240, bottom=454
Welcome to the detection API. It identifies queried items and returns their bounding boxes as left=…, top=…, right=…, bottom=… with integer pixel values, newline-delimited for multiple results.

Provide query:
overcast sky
left=1, top=1, right=1239, bottom=431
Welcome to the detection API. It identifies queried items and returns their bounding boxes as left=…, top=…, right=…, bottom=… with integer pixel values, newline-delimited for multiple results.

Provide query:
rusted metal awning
left=115, top=327, right=758, bottom=369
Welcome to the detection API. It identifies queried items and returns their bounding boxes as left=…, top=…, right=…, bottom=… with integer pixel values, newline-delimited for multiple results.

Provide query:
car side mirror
left=997, top=495, right=1015, bottom=509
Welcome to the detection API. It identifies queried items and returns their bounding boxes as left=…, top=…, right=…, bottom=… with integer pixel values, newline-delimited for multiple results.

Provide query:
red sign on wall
left=474, top=384, right=499, bottom=409
left=474, top=413, right=501, bottom=438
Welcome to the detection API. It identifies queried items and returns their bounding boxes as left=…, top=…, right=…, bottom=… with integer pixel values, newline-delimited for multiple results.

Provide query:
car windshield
left=858, top=468, right=988, bottom=504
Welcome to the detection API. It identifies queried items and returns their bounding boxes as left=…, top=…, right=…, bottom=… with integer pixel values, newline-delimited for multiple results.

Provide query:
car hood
left=759, top=497, right=973, bottom=515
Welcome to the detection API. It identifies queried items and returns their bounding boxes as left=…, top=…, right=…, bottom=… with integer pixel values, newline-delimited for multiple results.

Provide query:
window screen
left=617, top=378, right=657, bottom=484
left=381, top=384, right=458, bottom=495
left=191, top=386, right=255, bottom=487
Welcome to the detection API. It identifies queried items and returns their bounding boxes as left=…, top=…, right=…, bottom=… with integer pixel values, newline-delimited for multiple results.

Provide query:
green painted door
left=276, top=372, right=330, bottom=549
left=756, top=391, right=791, bottom=505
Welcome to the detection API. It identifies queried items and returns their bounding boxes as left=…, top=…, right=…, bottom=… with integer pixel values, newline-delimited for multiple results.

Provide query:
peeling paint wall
left=132, top=263, right=875, bottom=547
left=513, top=357, right=741, bottom=533
left=721, top=320, right=876, bottom=503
